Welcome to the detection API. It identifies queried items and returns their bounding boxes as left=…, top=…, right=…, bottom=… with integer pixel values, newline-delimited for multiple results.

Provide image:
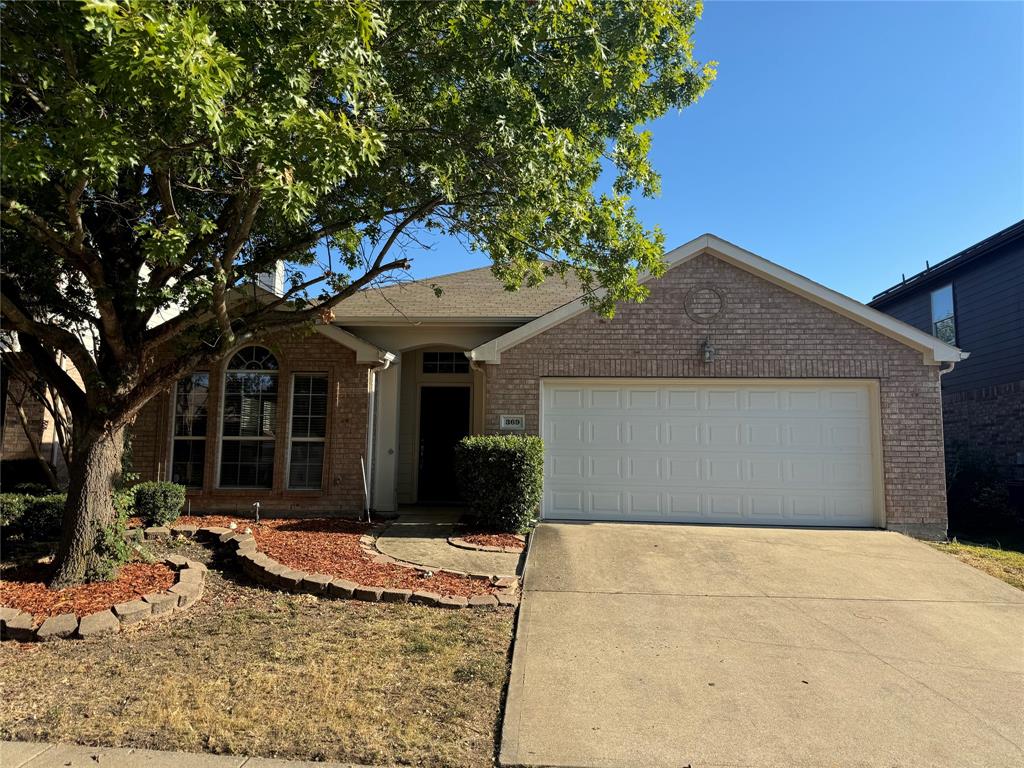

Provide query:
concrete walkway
left=1, top=742, right=393, bottom=768
left=374, top=509, right=523, bottom=578
left=501, top=523, right=1024, bottom=768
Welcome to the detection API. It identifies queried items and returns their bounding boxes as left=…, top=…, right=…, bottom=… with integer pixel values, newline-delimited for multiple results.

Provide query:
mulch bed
left=0, top=562, right=176, bottom=625
left=460, top=533, right=525, bottom=551
left=176, top=516, right=498, bottom=597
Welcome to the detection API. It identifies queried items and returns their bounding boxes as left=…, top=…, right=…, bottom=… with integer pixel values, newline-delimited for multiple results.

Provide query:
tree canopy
left=0, top=0, right=714, bottom=584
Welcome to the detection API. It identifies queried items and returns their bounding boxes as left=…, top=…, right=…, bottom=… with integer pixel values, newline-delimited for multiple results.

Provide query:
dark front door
left=417, top=386, right=471, bottom=503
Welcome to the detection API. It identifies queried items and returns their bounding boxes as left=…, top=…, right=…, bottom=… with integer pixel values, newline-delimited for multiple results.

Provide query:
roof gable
left=469, top=234, right=967, bottom=365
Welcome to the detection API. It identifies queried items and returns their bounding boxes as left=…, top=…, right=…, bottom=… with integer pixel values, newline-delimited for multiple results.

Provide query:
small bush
left=86, top=492, right=135, bottom=582
left=454, top=435, right=543, bottom=533
left=17, top=494, right=66, bottom=542
left=133, top=481, right=186, bottom=527
left=0, top=493, right=30, bottom=530
left=947, top=443, right=1019, bottom=536
left=0, top=458, right=56, bottom=491
left=12, top=482, right=53, bottom=496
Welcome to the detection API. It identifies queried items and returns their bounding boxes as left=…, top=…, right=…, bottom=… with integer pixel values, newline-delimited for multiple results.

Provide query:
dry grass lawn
left=930, top=538, right=1024, bottom=591
left=0, top=540, right=515, bottom=767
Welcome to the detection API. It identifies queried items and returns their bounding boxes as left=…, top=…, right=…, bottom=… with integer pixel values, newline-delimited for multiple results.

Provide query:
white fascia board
left=469, top=233, right=966, bottom=365
left=315, top=324, right=395, bottom=364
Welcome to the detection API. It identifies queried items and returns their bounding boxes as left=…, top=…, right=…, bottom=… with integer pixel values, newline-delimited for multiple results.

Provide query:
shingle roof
left=335, top=264, right=586, bottom=321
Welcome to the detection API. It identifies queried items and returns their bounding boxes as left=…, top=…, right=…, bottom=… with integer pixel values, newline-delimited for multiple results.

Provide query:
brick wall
left=131, top=329, right=373, bottom=517
left=484, top=252, right=948, bottom=537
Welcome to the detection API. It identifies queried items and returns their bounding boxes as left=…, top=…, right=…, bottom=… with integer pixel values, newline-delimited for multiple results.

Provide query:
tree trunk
left=48, top=426, right=124, bottom=588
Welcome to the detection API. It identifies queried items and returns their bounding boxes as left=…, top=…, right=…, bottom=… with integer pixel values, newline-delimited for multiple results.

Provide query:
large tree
left=1, top=0, right=714, bottom=585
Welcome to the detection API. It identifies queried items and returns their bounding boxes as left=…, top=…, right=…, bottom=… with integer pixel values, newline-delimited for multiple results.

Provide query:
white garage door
left=541, top=379, right=880, bottom=527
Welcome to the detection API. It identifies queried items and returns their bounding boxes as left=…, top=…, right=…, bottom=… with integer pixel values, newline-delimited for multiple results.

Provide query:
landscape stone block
left=276, top=570, right=304, bottom=590
left=437, top=595, right=468, bottom=609
left=410, top=591, right=441, bottom=606
left=468, top=594, right=499, bottom=609
left=353, top=586, right=383, bottom=602
left=2, top=611, right=35, bottom=641
left=143, top=592, right=179, bottom=615
left=144, top=526, right=171, bottom=540
left=380, top=588, right=412, bottom=603
left=300, top=574, right=332, bottom=593
left=36, top=613, right=79, bottom=641
left=327, top=579, right=357, bottom=598
left=164, top=554, right=189, bottom=569
left=113, top=599, right=152, bottom=624
left=171, top=524, right=198, bottom=537
left=168, top=581, right=202, bottom=608
left=76, top=610, right=120, bottom=638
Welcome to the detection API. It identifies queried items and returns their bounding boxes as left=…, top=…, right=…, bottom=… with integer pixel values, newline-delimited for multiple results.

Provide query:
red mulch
left=176, top=516, right=498, bottom=597
left=0, top=563, right=176, bottom=625
left=460, top=533, right=525, bottom=551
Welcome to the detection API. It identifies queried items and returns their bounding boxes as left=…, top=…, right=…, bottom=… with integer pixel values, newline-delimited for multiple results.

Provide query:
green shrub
left=86, top=494, right=134, bottom=583
left=133, top=481, right=186, bottom=526
left=17, top=494, right=66, bottom=542
left=12, top=482, right=53, bottom=496
left=947, top=443, right=1019, bottom=536
left=454, top=435, right=543, bottom=533
left=0, top=493, right=30, bottom=530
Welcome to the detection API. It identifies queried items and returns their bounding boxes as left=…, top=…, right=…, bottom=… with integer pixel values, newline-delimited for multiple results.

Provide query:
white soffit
left=468, top=234, right=967, bottom=365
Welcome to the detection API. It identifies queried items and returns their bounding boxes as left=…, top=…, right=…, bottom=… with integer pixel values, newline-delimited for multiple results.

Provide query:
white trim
left=333, top=316, right=535, bottom=327
left=315, top=324, right=396, bottom=364
left=468, top=234, right=968, bottom=366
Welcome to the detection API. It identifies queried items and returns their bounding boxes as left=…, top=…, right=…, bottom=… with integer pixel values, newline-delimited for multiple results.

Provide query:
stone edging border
left=0, top=557, right=207, bottom=643
left=446, top=534, right=526, bottom=554
left=141, top=523, right=518, bottom=610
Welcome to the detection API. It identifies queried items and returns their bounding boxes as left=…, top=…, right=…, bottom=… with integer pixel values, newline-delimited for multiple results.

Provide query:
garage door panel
left=541, top=380, right=879, bottom=527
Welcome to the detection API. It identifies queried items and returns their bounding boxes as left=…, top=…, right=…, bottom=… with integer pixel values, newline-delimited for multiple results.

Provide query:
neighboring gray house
left=870, top=219, right=1024, bottom=515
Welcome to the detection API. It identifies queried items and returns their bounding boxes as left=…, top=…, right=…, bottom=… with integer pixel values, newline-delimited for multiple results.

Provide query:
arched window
left=219, top=346, right=278, bottom=488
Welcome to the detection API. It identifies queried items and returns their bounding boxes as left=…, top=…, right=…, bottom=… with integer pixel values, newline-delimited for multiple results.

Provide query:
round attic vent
left=683, top=285, right=725, bottom=324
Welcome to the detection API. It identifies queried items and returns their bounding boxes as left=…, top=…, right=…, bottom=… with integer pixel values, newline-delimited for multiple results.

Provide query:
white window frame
left=168, top=373, right=210, bottom=489
left=286, top=372, right=328, bottom=491
left=217, top=348, right=279, bottom=489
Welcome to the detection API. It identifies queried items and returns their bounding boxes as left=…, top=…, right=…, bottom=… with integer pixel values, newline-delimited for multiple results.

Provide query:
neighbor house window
left=422, top=351, right=469, bottom=374
left=288, top=374, right=328, bottom=490
left=171, top=373, right=209, bottom=488
left=219, top=347, right=278, bottom=488
left=930, top=284, right=956, bottom=344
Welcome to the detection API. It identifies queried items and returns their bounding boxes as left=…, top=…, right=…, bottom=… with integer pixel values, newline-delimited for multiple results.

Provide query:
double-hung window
left=219, top=347, right=278, bottom=488
left=930, top=284, right=956, bottom=344
left=289, top=374, right=328, bottom=489
left=171, top=373, right=209, bottom=488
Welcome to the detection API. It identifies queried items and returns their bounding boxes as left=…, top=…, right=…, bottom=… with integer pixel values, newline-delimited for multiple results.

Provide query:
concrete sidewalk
left=2, top=742, right=395, bottom=768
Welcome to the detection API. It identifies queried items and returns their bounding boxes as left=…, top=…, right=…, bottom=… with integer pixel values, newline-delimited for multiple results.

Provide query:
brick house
left=129, top=234, right=964, bottom=538
left=870, top=219, right=1024, bottom=516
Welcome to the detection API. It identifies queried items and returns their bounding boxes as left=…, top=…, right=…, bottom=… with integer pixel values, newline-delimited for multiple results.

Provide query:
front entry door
left=417, top=386, right=471, bottom=503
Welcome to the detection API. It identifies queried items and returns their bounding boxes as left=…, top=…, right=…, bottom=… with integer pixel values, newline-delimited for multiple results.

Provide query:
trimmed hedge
left=454, top=435, right=543, bottom=533
left=0, top=493, right=65, bottom=541
left=133, top=481, right=186, bottom=527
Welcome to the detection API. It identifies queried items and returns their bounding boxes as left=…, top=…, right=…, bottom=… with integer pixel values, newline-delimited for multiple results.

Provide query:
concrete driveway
left=500, top=523, right=1024, bottom=768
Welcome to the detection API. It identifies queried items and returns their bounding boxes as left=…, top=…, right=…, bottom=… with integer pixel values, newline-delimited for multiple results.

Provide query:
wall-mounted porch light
left=700, top=338, right=717, bottom=364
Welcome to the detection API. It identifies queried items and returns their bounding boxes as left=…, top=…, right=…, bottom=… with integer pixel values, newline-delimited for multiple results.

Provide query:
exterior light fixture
left=700, top=338, right=716, bottom=363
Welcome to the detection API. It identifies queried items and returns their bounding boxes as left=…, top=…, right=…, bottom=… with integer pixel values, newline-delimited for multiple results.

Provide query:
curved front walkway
left=374, top=509, right=523, bottom=579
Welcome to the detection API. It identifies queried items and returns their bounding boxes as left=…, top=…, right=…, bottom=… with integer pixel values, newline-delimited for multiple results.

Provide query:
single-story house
left=131, top=234, right=965, bottom=539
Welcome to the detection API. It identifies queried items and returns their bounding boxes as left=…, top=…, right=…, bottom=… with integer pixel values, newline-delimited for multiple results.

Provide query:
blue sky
left=397, top=1, right=1023, bottom=303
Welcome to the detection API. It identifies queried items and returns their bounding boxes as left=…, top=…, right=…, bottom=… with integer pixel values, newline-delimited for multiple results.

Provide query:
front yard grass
left=930, top=537, right=1024, bottom=591
left=0, top=540, right=514, bottom=768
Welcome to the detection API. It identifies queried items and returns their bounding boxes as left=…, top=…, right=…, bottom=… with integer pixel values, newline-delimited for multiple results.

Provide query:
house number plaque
left=499, top=415, right=525, bottom=430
